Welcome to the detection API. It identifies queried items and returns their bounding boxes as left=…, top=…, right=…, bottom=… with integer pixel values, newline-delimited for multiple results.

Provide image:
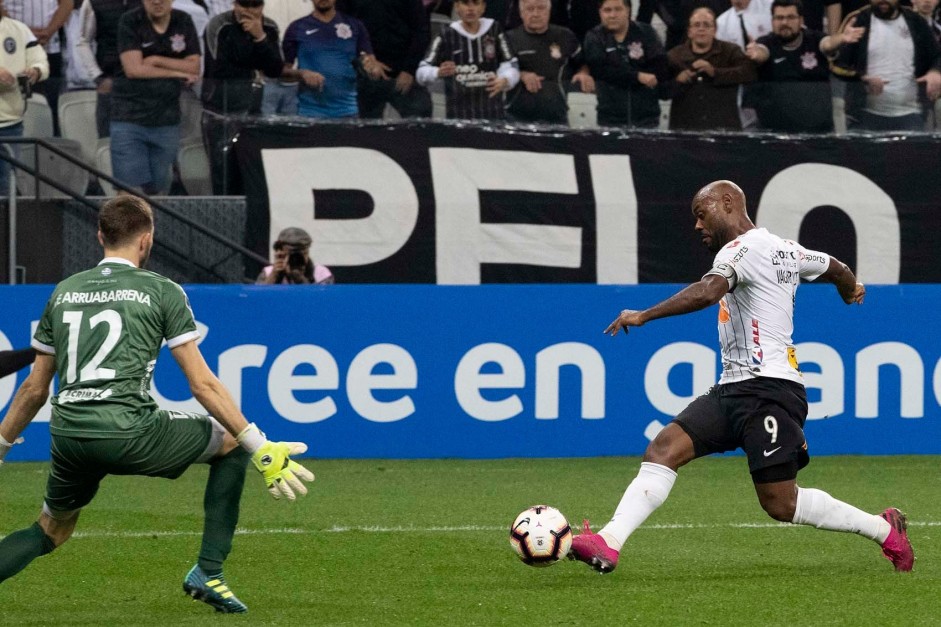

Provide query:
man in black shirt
left=506, top=0, right=593, bottom=123
left=110, top=0, right=200, bottom=195
left=345, top=0, right=433, bottom=118
left=745, top=0, right=853, bottom=131
left=584, top=0, right=669, bottom=127
left=202, top=0, right=283, bottom=193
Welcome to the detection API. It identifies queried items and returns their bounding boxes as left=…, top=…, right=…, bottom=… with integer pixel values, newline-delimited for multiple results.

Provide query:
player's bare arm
left=171, top=341, right=250, bottom=437
left=605, top=274, right=729, bottom=336
left=819, top=257, right=865, bottom=305
left=0, top=353, right=55, bottom=445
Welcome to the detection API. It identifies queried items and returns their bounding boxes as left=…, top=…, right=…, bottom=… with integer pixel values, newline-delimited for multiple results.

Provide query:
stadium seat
left=15, top=137, right=87, bottom=198
left=567, top=92, right=597, bottom=129
left=180, top=88, right=204, bottom=144
left=832, top=97, right=846, bottom=135
left=431, top=91, right=446, bottom=120
left=58, top=90, right=99, bottom=165
left=95, top=138, right=115, bottom=196
left=178, top=140, right=212, bottom=196
left=22, top=93, right=54, bottom=138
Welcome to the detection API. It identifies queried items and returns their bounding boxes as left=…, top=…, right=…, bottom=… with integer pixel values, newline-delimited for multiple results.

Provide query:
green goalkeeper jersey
left=32, top=258, right=199, bottom=438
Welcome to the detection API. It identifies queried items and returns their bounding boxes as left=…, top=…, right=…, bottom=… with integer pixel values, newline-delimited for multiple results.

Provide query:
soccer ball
left=509, top=505, right=573, bottom=567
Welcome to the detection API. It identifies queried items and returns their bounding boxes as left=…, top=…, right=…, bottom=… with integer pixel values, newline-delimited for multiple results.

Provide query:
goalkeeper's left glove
left=237, top=424, right=315, bottom=501
left=0, top=433, right=24, bottom=466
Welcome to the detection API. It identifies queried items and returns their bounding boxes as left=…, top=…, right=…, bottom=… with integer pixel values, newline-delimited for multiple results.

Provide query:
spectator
left=832, top=0, right=941, bottom=131
left=0, top=14, right=48, bottom=196
left=175, top=0, right=211, bottom=55
left=417, top=0, right=519, bottom=119
left=717, top=0, right=773, bottom=48
left=345, top=0, right=433, bottom=119
left=570, top=0, right=603, bottom=41
left=63, top=0, right=96, bottom=90
left=799, top=0, right=841, bottom=33
left=4, top=0, right=72, bottom=136
left=583, top=0, right=667, bottom=127
left=913, top=0, right=941, bottom=126
left=504, top=0, right=571, bottom=30
left=75, top=0, right=143, bottom=137
left=506, top=0, right=592, bottom=124
left=258, top=0, right=310, bottom=114
left=667, top=6, right=756, bottom=130
left=637, top=0, right=730, bottom=50
left=281, top=0, right=383, bottom=118
left=202, top=0, right=283, bottom=193
left=716, top=0, right=772, bottom=128
left=256, top=226, right=334, bottom=284
left=110, top=0, right=200, bottom=195
left=745, top=0, right=862, bottom=132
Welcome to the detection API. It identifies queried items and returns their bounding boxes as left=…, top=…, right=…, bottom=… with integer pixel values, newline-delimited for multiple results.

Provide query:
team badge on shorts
left=628, top=41, right=644, bottom=60
left=483, top=36, right=496, bottom=60
left=800, top=52, right=818, bottom=70
left=171, top=33, right=186, bottom=53
left=550, top=43, right=561, bottom=59
left=335, top=23, right=352, bottom=39
left=3, top=38, right=15, bottom=54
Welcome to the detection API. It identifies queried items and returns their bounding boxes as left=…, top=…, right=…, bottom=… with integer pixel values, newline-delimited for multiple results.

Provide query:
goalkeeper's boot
left=183, top=565, right=249, bottom=613
left=568, top=520, right=619, bottom=574
left=880, top=508, right=915, bottom=572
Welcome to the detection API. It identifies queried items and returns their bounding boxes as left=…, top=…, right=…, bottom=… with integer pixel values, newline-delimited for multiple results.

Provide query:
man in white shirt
left=832, top=0, right=941, bottom=130
left=716, top=0, right=771, bottom=127
left=569, top=179, right=915, bottom=576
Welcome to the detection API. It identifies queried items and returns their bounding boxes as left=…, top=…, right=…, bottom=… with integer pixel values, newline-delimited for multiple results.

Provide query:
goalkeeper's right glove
left=0, top=433, right=23, bottom=466
left=237, top=424, right=315, bottom=500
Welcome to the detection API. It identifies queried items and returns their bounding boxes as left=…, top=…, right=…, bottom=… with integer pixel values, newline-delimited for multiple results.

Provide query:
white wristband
left=0, top=434, right=13, bottom=448
left=236, top=423, right=267, bottom=454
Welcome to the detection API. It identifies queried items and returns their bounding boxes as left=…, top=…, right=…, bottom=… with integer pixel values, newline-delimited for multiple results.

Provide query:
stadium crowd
left=4, top=0, right=941, bottom=194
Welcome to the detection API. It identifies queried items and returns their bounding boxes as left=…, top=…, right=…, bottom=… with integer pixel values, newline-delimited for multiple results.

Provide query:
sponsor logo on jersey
left=170, top=33, right=186, bottom=53
left=718, top=299, right=731, bottom=324
left=55, top=289, right=152, bottom=307
left=58, top=388, right=114, bottom=404
left=101, top=267, right=112, bottom=276
left=730, top=246, right=749, bottom=263
left=335, top=23, right=352, bottom=39
left=751, top=318, right=763, bottom=364
left=628, top=41, right=644, bottom=60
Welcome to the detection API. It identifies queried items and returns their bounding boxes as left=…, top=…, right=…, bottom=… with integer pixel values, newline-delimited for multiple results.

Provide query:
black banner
left=234, top=120, right=941, bottom=284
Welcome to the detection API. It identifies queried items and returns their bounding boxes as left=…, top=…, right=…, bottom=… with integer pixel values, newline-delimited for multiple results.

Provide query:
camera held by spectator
left=256, top=227, right=335, bottom=285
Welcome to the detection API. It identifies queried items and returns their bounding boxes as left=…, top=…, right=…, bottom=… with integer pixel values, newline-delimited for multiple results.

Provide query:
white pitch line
left=0, top=519, right=917, bottom=541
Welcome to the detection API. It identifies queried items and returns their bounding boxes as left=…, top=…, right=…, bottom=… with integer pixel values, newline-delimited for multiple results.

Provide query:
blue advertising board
left=1, top=284, right=938, bottom=461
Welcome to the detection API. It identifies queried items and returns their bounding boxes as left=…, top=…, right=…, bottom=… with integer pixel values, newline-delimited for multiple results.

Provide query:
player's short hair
left=98, top=195, right=154, bottom=248
left=688, top=6, right=716, bottom=24
left=771, top=0, right=803, bottom=15
left=598, top=0, right=631, bottom=9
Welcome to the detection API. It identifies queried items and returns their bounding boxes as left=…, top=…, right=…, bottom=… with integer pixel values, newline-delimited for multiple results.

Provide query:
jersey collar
left=99, top=257, right=137, bottom=268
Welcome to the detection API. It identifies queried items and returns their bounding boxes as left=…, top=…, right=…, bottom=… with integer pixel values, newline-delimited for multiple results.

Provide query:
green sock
left=198, top=447, right=249, bottom=574
left=0, top=522, right=56, bottom=583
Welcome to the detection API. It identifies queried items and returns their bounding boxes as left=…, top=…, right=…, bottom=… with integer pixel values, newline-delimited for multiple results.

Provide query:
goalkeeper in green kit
left=0, top=195, right=313, bottom=613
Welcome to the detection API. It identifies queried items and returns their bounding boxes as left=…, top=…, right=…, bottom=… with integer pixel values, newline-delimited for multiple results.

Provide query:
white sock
left=791, top=487, right=891, bottom=543
left=599, top=462, right=677, bottom=551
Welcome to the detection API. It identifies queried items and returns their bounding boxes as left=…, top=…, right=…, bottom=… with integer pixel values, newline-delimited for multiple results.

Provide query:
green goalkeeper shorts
left=45, top=410, right=217, bottom=514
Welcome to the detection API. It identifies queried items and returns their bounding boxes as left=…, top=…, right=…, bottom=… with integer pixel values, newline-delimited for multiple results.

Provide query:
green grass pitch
left=0, top=455, right=936, bottom=626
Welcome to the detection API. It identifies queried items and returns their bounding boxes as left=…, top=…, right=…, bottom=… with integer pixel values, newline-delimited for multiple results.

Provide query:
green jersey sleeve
left=162, top=281, right=199, bottom=348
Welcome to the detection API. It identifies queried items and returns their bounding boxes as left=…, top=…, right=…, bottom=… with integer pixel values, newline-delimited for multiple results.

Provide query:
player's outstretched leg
left=183, top=565, right=248, bottom=613
left=0, top=522, right=56, bottom=583
left=879, top=507, right=915, bottom=572
left=777, top=485, right=914, bottom=572
left=184, top=446, right=251, bottom=613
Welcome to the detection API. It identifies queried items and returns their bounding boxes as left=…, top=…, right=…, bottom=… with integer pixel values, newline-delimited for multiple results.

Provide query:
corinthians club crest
left=800, top=51, right=818, bottom=70
left=170, top=33, right=186, bottom=53
left=335, top=23, right=353, bottom=39
left=549, top=43, right=561, bottom=59
left=483, top=35, right=496, bottom=60
left=628, top=41, right=644, bottom=60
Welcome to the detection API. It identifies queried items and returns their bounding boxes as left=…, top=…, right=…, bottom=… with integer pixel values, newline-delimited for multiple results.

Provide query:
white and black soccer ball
left=509, top=505, right=573, bottom=567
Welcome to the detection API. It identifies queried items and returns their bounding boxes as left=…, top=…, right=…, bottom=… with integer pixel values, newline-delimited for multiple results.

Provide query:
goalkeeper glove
left=0, top=433, right=23, bottom=466
left=237, top=424, right=315, bottom=500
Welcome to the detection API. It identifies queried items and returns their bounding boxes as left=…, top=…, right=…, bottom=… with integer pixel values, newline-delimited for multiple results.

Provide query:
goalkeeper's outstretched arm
left=171, top=341, right=314, bottom=500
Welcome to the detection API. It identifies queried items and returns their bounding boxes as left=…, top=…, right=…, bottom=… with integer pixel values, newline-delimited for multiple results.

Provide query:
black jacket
left=832, top=6, right=941, bottom=119
left=201, top=11, right=283, bottom=114
left=343, top=0, right=429, bottom=75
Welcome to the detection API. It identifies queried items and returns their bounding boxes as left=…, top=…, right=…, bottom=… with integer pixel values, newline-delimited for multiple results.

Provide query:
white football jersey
left=703, top=228, right=830, bottom=385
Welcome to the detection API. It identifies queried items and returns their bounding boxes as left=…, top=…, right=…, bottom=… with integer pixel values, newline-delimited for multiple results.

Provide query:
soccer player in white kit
left=569, top=180, right=914, bottom=574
